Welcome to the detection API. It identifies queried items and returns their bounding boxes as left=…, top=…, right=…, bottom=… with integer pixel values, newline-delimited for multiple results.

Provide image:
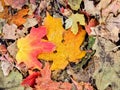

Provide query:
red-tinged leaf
left=85, top=19, right=98, bottom=35
left=16, top=26, right=55, bottom=69
left=35, top=63, right=72, bottom=90
left=0, top=45, right=7, bottom=55
left=21, top=72, right=41, bottom=87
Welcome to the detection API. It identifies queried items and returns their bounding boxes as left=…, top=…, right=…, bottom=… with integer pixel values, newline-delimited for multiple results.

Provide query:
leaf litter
left=0, top=0, right=120, bottom=90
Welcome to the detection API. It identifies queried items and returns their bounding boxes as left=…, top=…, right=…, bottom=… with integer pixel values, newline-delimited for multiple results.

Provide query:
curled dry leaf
left=39, top=13, right=86, bottom=70
left=16, top=26, right=55, bottom=69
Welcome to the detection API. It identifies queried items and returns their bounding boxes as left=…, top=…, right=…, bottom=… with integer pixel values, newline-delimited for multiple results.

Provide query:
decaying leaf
left=16, top=26, right=55, bottom=69
left=39, top=13, right=86, bottom=70
left=23, top=18, right=38, bottom=28
left=84, top=0, right=100, bottom=15
left=0, top=1, right=4, bottom=12
left=68, top=0, right=82, bottom=10
left=35, top=63, right=72, bottom=90
left=66, top=13, right=85, bottom=34
left=1, top=60, right=13, bottom=76
left=7, top=42, right=18, bottom=58
left=0, top=66, right=24, bottom=90
left=92, top=37, right=120, bottom=90
left=72, top=78, right=94, bottom=90
left=2, top=24, right=18, bottom=40
left=4, top=0, right=26, bottom=9
left=102, top=0, right=120, bottom=19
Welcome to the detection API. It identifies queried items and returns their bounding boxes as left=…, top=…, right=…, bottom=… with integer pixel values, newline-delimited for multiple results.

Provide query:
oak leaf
left=38, top=14, right=86, bottom=70
left=16, top=26, right=55, bottom=69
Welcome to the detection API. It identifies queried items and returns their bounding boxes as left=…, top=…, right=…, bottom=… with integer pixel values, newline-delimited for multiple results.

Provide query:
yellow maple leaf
left=38, top=14, right=86, bottom=70
left=44, top=12, right=64, bottom=45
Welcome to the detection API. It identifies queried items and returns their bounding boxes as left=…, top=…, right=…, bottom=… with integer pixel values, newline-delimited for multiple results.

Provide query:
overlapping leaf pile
left=0, top=0, right=120, bottom=90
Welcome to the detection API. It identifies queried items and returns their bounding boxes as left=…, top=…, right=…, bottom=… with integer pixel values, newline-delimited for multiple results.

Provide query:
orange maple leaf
left=38, top=14, right=86, bottom=70
left=16, top=26, right=55, bottom=69
left=9, top=8, right=29, bottom=26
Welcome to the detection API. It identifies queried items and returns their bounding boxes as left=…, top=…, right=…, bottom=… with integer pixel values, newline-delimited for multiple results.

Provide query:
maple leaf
left=9, top=9, right=29, bottom=26
left=38, top=14, right=86, bottom=70
left=68, top=0, right=82, bottom=10
left=44, top=12, right=64, bottom=45
left=35, top=63, right=72, bottom=90
left=16, top=26, right=55, bottom=69
left=66, top=13, right=85, bottom=34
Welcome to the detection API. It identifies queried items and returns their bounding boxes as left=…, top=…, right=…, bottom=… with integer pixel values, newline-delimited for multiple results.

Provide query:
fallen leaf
left=1, top=60, right=13, bottom=76
left=43, top=13, right=64, bottom=45
left=2, top=24, right=18, bottom=40
left=92, top=37, right=120, bottom=90
left=35, top=63, right=72, bottom=90
left=0, top=44, right=7, bottom=55
left=0, top=66, right=24, bottom=89
left=23, top=18, right=38, bottom=28
left=85, top=19, right=99, bottom=35
left=67, top=13, right=85, bottom=34
left=4, top=0, right=26, bottom=9
left=68, top=0, right=82, bottom=10
left=21, top=72, right=41, bottom=87
left=72, top=78, right=94, bottom=90
left=7, top=42, right=18, bottom=58
left=101, top=0, right=120, bottom=21
left=9, top=9, right=29, bottom=26
left=0, top=1, right=4, bottom=12
left=16, top=26, right=55, bottom=69
left=0, top=6, right=9, bottom=19
left=84, top=0, right=100, bottom=15
left=96, top=0, right=111, bottom=10
left=39, top=13, right=86, bottom=70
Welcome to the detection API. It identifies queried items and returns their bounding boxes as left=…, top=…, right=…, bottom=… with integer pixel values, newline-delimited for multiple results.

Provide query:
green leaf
left=87, top=36, right=96, bottom=49
left=67, top=13, right=85, bottom=34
